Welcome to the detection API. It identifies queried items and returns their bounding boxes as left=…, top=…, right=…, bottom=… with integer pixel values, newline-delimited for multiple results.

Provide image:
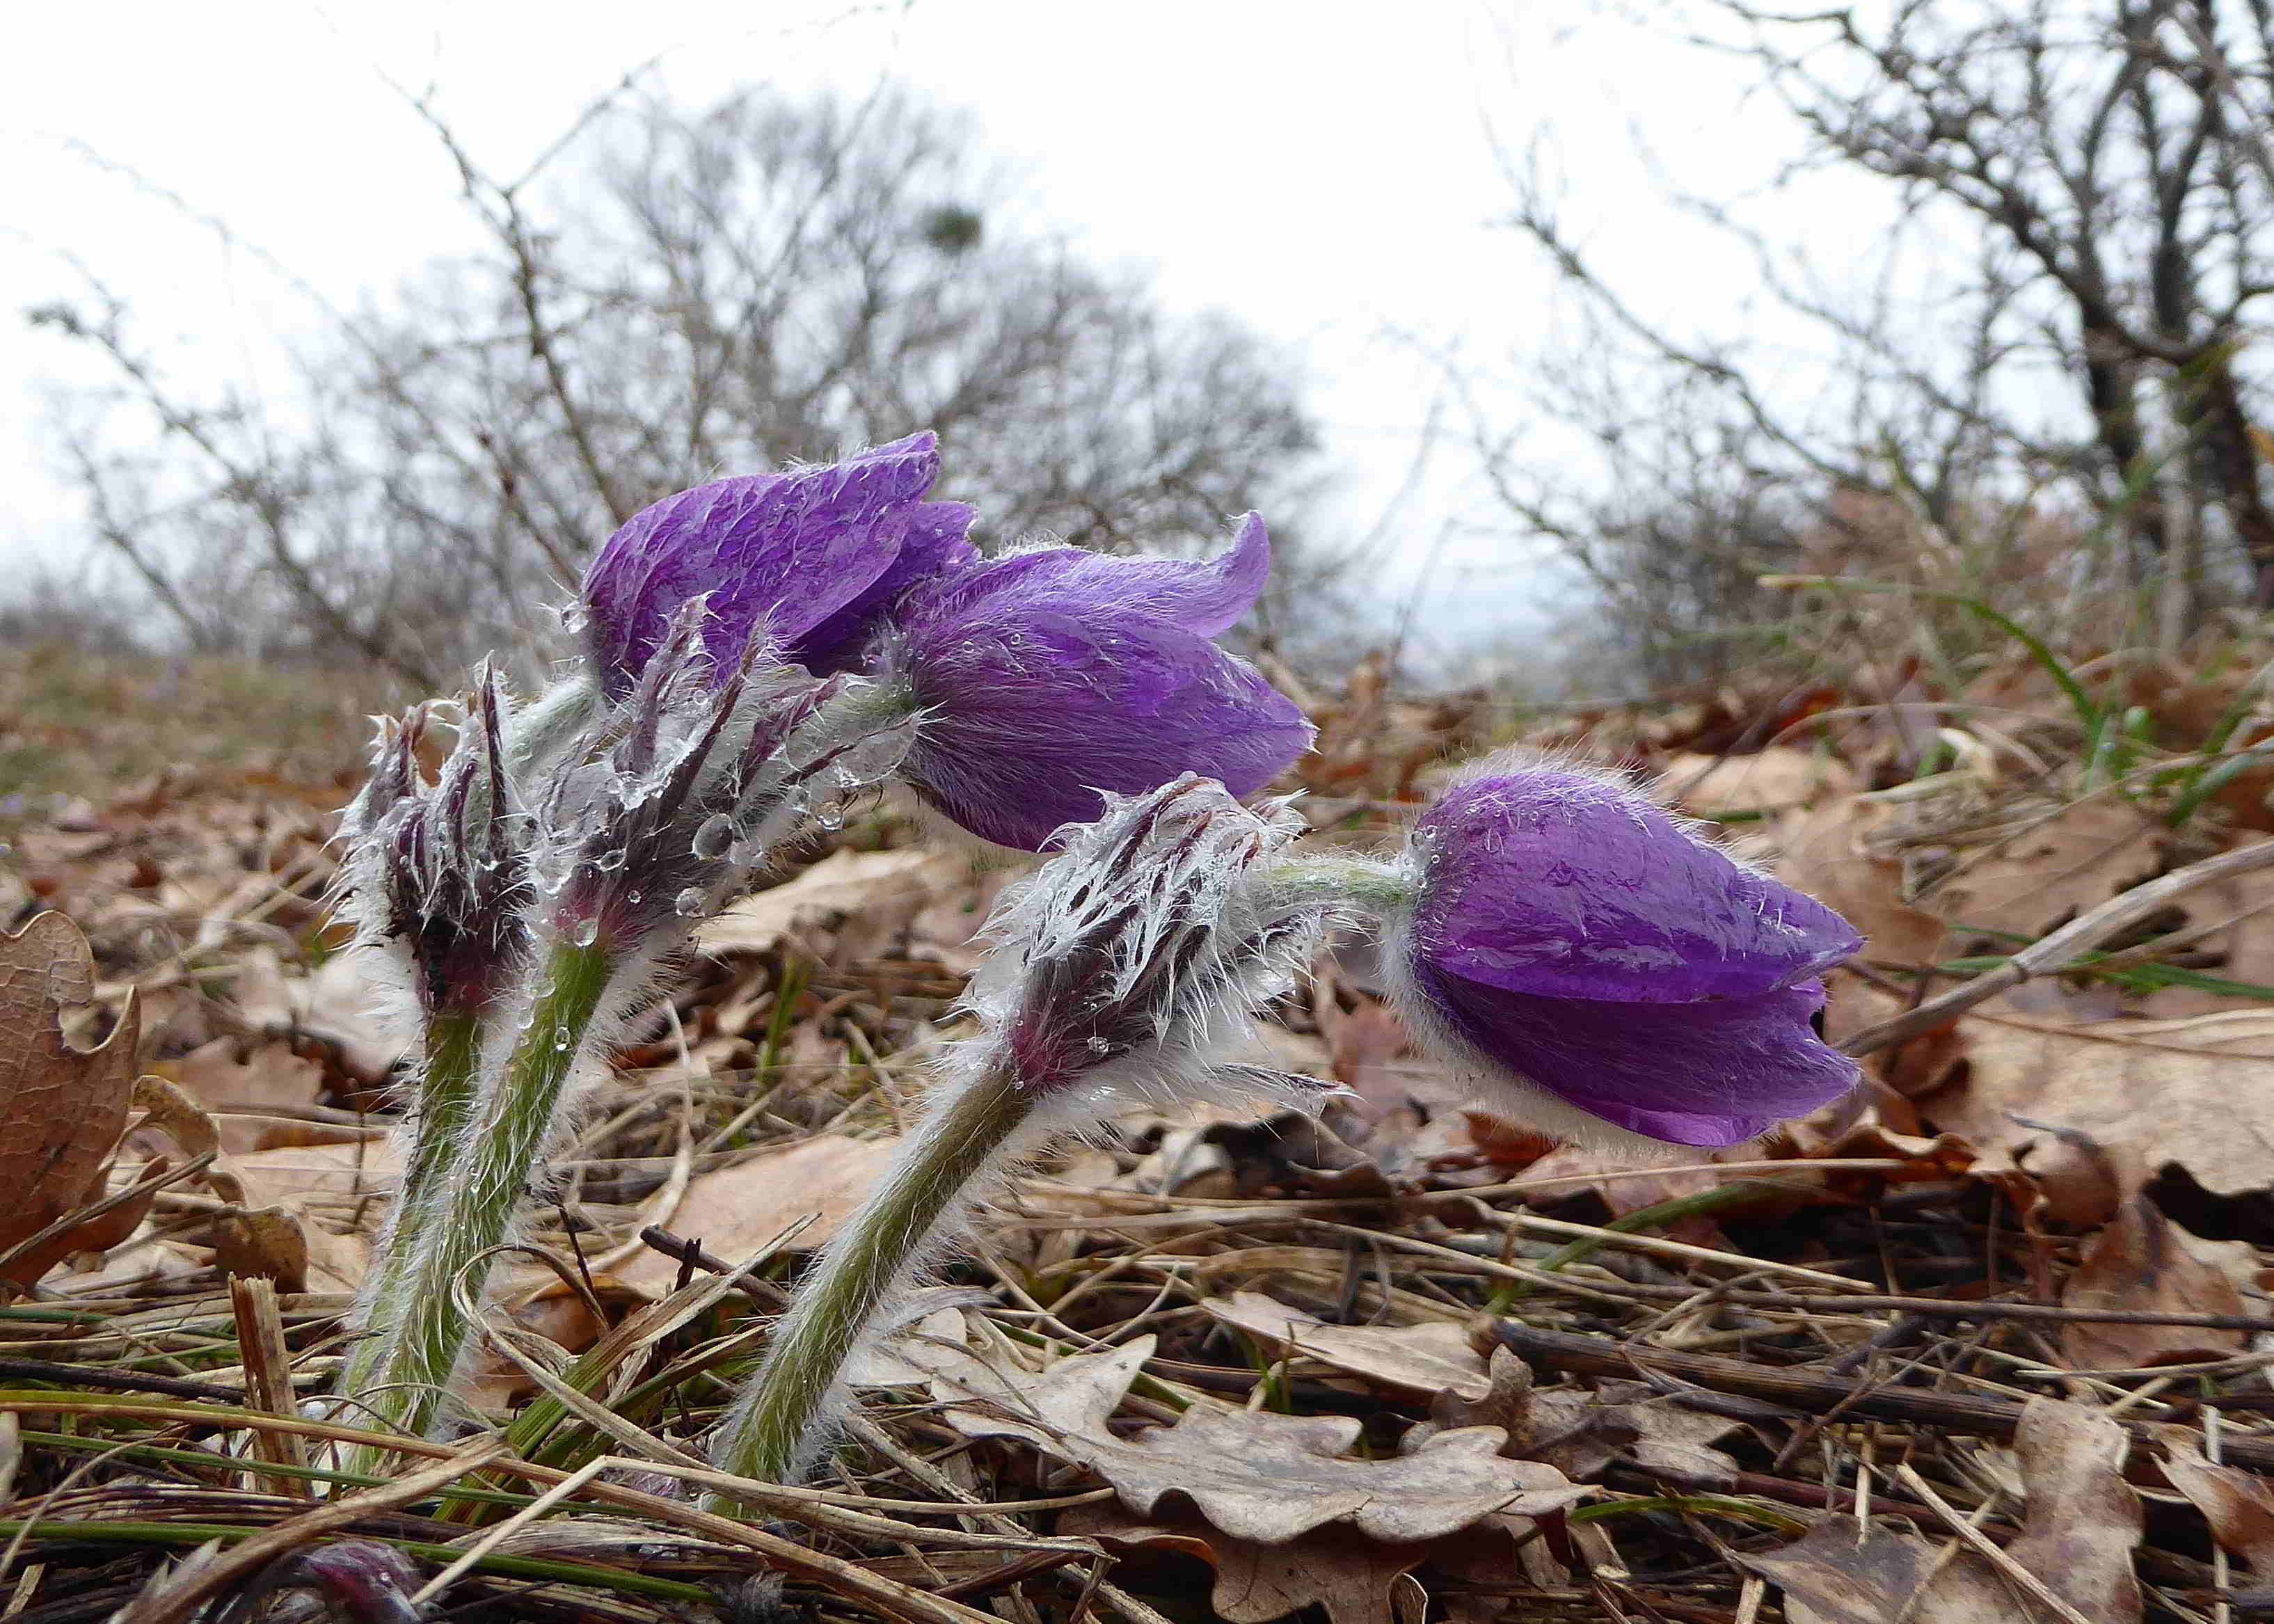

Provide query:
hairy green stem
left=337, top=1010, right=484, bottom=1403
left=705, top=1068, right=1031, bottom=1499
left=342, top=939, right=614, bottom=1460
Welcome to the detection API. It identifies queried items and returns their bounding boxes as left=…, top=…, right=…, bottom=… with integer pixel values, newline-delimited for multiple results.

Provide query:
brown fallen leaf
left=2157, top=1424, right=2274, bottom=1573
left=158, top=1038, right=327, bottom=1152
left=129, top=1076, right=367, bottom=1291
left=0, top=911, right=143, bottom=1292
left=1916, top=1012, right=2274, bottom=1222
left=1204, top=1291, right=1493, bottom=1401
left=1065, top=1504, right=1430, bottom=1624
left=1420, top=1350, right=1744, bottom=1488
left=2005, top=1396, right=2144, bottom=1622
left=615, top=1135, right=897, bottom=1295
left=1925, top=799, right=2161, bottom=948
left=2058, top=1195, right=2257, bottom=1369
left=694, top=848, right=964, bottom=957
left=899, top=1324, right=1587, bottom=1543
left=1740, top=1514, right=2026, bottom=1623
left=1776, top=795, right=1948, bottom=971
left=1660, top=748, right=1856, bottom=818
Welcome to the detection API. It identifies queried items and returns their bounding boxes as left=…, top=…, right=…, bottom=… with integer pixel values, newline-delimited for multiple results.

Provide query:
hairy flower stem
left=705, top=1067, right=1032, bottom=1499
left=336, top=1010, right=486, bottom=1405
left=342, top=939, right=614, bottom=1462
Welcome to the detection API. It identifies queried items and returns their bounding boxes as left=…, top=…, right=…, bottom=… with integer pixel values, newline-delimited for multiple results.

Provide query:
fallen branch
left=1491, top=1321, right=2274, bottom=1474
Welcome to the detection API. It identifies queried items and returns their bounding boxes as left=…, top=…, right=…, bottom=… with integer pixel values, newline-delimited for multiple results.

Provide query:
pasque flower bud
left=337, top=668, right=526, bottom=1017
left=1377, top=758, right=1863, bottom=1148
left=708, top=774, right=1342, bottom=1490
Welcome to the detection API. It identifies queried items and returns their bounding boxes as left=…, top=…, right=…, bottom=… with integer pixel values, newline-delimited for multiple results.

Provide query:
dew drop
left=569, top=918, right=599, bottom=948
left=692, top=814, right=736, bottom=860
left=674, top=887, right=707, bottom=918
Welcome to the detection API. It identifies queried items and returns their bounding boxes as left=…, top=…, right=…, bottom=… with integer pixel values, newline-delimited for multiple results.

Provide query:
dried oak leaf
left=1064, top=1504, right=1429, bottom=1624
left=158, top=1038, right=327, bottom=1153
left=0, top=911, right=143, bottom=1291
left=1774, top=796, right=1948, bottom=971
left=1745, top=1400, right=2143, bottom=1624
left=1204, top=1291, right=1492, bottom=1401
left=912, top=1328, right=1586, bottom=1543
left=2157, top=1424, right=2274, bottom=1573
left=2059, top=1195, right=2259, bottom=1369
left=616, top=1135, right=897, bottom=1296
left=1921, top=799, right=2161, bottom=948
left=2005, top=1396, right=2144, bottom=1622
left=1916, top=1012, right=2274, bottom=1221
left=694, top=847, right=964, bottom=957
left=1739, top=1515, right=2026, bottom=1624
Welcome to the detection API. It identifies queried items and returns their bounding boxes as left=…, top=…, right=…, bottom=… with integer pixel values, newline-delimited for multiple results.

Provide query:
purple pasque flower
left=580, top=431, right=974, bottom=694
left=1384, top=760, right=1863, bottom=1148
left=879, top=514, right=1312, bottom=850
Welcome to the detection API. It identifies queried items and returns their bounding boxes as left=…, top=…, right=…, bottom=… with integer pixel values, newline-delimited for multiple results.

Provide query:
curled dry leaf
left=2058, top=1195, right=2259, bottom=1369
left=890, top=1319, right=1587, bottom=1543
left=129, top=1075, right=321, bottom=1291
left=0, top=911, right=144, bottom=1291
left=1917, top=1014, right=2274, bottom=1222
left=1739, top=1514, right=2028, bottom=1624
left=157, top=1038, right=328, bottom=1152
left=1204, top=1291, right=1493, bottom=1401
left=2005, top=1396, right=2145, bottom=1623
left=2156, top=1424, right=2274, bottom=1573
left=1064, top=1504, right=1430, bottom=1624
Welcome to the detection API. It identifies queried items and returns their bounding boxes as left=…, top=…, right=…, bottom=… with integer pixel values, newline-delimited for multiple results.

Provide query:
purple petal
left=1413, top=770, right=1861, bottom=1004
left=903, top=511, right=1271, bottom=640
left=1420, top=962, right=1859, bottom=1147
left=581, top=433, right=946, bottom=694
left=790, top=500, right=977, bottom=676
left=897, top=612, right=1312, bottom=850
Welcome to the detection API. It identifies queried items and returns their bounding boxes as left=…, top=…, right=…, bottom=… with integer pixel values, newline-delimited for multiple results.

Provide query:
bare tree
left=35, top=82, right=1320, bottom=683
left=1470, top=0, right=2274, bottom=675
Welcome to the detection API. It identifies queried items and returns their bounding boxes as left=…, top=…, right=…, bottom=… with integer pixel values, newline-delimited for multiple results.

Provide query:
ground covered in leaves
left=4, top=642, right=2274, bottom=1623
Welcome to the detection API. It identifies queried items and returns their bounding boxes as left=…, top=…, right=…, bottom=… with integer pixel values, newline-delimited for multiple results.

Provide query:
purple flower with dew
left=880, top=514, right=1313, bottom=850
left=579, top=431, right=973, bottom=694
left=1383, top=759, right=1863, bottom=1149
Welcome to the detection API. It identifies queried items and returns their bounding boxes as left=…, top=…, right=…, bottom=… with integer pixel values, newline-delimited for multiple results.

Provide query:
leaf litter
left=9, top=652, right=2274, bottom=1621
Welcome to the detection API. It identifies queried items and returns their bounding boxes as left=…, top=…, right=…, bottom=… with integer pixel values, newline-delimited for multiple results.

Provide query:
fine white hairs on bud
left=527, top=598, right=916, bottom=959
left=970, top=772, right=1336, bottom=1117
left=708, top=773, right=1346, bottom=1490
left=334, top=665, right=528, bottom=1021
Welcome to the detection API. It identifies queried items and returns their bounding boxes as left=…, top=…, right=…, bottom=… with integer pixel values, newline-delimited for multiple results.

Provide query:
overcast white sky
left=1, top=1, right=1900, bottom=662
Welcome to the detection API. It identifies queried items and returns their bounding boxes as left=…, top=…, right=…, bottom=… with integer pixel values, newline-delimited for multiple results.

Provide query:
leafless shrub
left=32, top=83, right=1322, bottom=685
